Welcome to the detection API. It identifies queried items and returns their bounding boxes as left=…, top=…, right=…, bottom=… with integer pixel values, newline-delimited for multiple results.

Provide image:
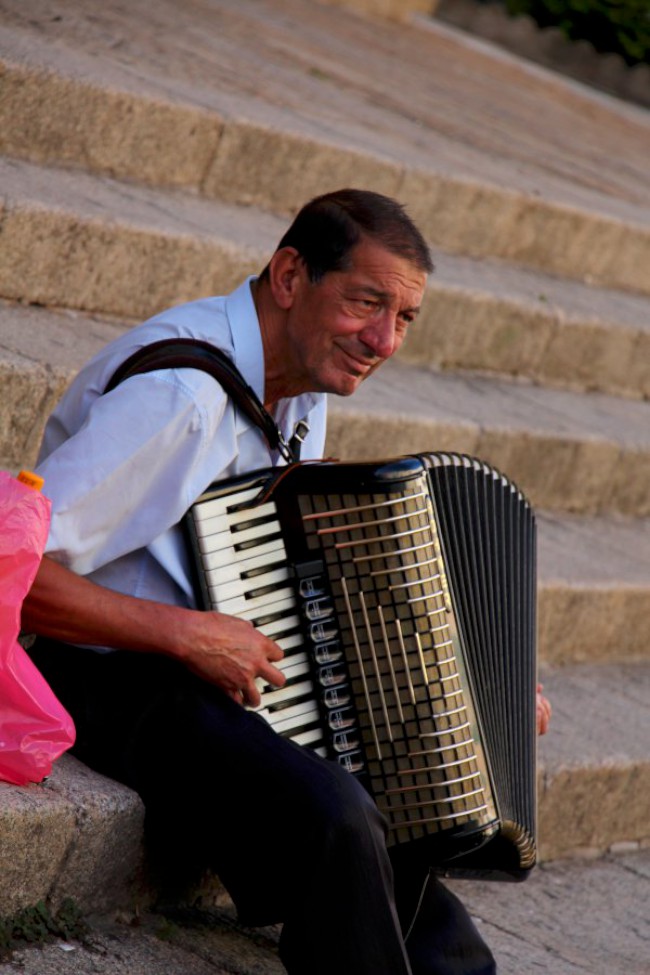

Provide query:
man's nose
left=360, top=313, right=399, bottom=360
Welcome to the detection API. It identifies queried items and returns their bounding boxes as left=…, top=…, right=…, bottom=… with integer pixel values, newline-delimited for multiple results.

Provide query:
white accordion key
left=202, top=541, right=288, bottom=586
left=258, top=678, right=313, bottom=710
left=292, top=728, right=326, bottom=750
left=277, top=655, right=310, bottom=680
left=218, top=590, right=296, bottom=620
left=275, top=632, right=304, bottom=653
left=256, top=613, right=302, bottom=640
left=260, top=699, right=320, bottom=734
left=207, top=563, right=291, bottom=603
left=193, top=497, right=277, bottom=537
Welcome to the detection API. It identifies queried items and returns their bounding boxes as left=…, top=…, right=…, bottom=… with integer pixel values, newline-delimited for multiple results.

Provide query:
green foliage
left=0, top=899, right=87, bottom=959
left=154, top=916, right=180, bottom=942
left=504, top=0, right=650, bottom=64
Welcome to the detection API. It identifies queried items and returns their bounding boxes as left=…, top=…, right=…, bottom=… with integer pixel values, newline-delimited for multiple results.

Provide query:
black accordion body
left=185, top=454, right=537, bottom=881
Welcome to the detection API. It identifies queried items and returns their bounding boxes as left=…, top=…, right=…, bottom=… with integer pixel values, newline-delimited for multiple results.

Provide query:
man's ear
left=267, top=247, right=305, bottom=310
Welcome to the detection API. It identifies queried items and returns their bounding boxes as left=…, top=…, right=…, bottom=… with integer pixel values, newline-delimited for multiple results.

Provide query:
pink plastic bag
left=0, top=471, right=75, bottom=785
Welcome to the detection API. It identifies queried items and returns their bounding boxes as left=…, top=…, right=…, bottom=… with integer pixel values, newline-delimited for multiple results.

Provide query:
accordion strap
left=104, top=337, right=298, bottom=462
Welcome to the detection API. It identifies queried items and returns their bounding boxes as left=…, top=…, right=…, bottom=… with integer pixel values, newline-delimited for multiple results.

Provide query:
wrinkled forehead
left=339, top=240, right=427, bottom=299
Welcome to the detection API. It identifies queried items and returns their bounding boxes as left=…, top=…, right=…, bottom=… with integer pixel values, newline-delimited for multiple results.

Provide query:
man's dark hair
left=262, top=188, right=434, bottom=282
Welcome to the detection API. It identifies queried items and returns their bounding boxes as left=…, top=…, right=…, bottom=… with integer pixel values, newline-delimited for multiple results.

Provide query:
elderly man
left=24, top=189, right=519, bottom=974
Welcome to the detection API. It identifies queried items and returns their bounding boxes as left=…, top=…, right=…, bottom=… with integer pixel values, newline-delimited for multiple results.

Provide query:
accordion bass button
left=304, top=597, right=333, bottom=621
left=332, top=731, right=360, bottom=753
left=323, top=685, right=351, bottom=708
left=314, top=641, right=343, bottom=665
left=318, top=665, right=346, bottom=687
left=327, top=706, right=355, bottom=730
left=310, top=620, right=338, bottom=642
left=299, top=577, right=326, bottom=599
left=338, top=751, right=365, bottom=774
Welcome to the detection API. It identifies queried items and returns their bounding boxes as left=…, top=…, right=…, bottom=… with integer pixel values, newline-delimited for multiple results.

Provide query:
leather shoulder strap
left=104, top=337, right=296, bottom=461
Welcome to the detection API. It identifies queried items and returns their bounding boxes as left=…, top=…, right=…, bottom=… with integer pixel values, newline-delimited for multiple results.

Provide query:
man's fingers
left=259, top=660, right=287, bottom=689
left=195, top=614, right=285, bottom=702
left=235, top=656, right=286, bottom=709
left=241, top=682, right=262, bottom=709
left=536, top=694, right=552, bottom=735
left=232, top=644, right=285, bottom=707
left=264, top=639, right=284, bottom=663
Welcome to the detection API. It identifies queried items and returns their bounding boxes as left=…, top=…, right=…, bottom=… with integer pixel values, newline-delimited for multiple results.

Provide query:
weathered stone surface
left=447, top=850, right=650, bottom=975
left=0, top=61, right=222, bottom=189
left=605, top=449, right=650, bottom=518
left=0, top=353, right=70, bottom=470
left=536, top=662, right=650, bottom=860
left=0, top=0, right=649, bottom=292
left=329, top=359, right=650, bottom=517
left=0, top=204, right=258, bottom=322
left=2, top=154, right=649, bottom=399
left=538, top=762, right=650, bottom=862
left=400, top=167, right=650, bottom=297
left=404, top=288, right=556, bottom=384
left=325, top=408, right=480, bottom=462
left=318, top=0, right=435, bottom=23
left=203, top=122, right=403, bottom=215
left=43, top=757, right=147, bottom=915
left=535, top=508, right=650, bottom=666
left=0, top=852, right=648, bottom=974
left=537, top=584, right=650, bottom=666
left=0, top=755, right=145, bottom=916
left=0, top=780, right=76, bottom=917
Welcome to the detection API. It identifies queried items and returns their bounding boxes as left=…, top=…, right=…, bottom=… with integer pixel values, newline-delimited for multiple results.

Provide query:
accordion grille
left=298, top=470, right=498, bottom=847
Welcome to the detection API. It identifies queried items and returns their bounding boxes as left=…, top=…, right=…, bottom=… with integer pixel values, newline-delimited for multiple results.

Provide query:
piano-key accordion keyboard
left=185, top=453, right=537, bottom=880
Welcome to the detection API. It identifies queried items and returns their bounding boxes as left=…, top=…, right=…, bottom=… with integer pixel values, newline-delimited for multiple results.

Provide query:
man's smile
left=336, top=343, right=378, bottom=375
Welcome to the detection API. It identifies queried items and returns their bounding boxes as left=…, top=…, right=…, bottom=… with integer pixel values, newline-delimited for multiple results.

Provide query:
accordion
left=185, top=453, right=537, bottom=881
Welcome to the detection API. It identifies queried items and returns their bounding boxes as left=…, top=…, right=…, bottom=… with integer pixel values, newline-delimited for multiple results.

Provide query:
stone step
left=1, top=661, right=648, bottom=922
left=536, top=511, right=650, bottom=667
left=328, top=358, right=650, bottom=517
left=535, top=661, right=650, bottom=863
left=0, top=157, right=270, bottom=323
left=446, top=848, right=650, bottom=975
left=0, top=850, right=648, bottom=975
left=0, top=302, right=129, bottom=476
left=405, top=251, right=650, bottom=402
left=0, top=755, right=145, bottom=919
left=1, top=157, right=649, bottom=401
left=1, top=0, right=649, bottom=294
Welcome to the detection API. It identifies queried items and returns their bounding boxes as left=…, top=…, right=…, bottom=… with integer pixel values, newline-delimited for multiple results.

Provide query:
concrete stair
left=0, top=0, right=649, bottom=964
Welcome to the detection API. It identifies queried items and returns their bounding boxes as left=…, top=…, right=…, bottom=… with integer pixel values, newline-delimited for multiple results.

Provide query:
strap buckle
left=288, top=419, right=310, bottom=462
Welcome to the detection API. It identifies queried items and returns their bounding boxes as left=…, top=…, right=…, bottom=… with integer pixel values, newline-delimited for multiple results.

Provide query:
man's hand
left=177, top=611, right=285, bottom=708
left=536, top=684, right=551, bottom=736
left=22, top=556, right=285, bottom=708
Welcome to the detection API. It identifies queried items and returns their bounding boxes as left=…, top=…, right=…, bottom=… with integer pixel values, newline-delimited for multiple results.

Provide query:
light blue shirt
left=37, top=277, right=327, bottom=610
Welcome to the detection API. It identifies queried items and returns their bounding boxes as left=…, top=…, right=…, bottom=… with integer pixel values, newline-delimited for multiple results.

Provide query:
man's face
left=284, top=237, right=427, bottom=397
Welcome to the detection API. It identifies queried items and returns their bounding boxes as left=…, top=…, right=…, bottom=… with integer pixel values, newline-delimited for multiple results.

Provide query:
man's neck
left=252, top=277, right=304, bottom=408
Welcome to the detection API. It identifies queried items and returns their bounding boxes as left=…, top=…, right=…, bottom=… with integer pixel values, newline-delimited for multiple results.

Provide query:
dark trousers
left=30, top=639, right=496, bottom=975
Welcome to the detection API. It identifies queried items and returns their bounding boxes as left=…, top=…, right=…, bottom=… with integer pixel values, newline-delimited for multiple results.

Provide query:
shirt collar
left=225, top=276, right=266, bottom=403
left=225, top=275, right=322, bottom=441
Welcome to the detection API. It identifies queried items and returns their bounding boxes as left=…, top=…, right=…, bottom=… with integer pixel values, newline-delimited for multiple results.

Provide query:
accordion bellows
left=186, top=454, right=537, bottom=881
